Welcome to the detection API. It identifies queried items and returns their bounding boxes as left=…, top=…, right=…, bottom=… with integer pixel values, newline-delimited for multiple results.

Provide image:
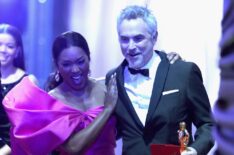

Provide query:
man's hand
left=166, top=51, right=182, bottom=64
left=181, top=147, right=197, bottom=155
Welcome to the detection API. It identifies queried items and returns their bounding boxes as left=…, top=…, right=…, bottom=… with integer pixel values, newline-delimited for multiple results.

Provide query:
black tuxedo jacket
left=106, top=51, right=214, bottom=155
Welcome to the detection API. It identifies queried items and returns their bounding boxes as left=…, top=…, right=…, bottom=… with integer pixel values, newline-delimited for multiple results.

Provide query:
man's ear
left=153, top=31, right=158, bottom=42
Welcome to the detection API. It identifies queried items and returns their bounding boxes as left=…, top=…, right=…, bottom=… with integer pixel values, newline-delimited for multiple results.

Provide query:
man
left=106, top=5, right=214, bottom=155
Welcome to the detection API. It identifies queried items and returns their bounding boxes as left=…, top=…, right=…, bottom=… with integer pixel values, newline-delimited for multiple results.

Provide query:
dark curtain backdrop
left=0, top=0, right=28, bottom=33
left=24, top=0, right=71, bottom=88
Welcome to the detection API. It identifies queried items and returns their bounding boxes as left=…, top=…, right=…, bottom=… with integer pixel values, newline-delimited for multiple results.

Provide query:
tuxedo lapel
left=145, top=51, right=170, bottom=126
left=116, top=61, right=144, bottom=129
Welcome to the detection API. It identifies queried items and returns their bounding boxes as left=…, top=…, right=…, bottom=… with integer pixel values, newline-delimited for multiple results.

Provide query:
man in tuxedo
left=106, top=5, right=214, bottom=155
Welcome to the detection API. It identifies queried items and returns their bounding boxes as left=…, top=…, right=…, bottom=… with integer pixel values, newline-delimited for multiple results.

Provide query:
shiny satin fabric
left=3, top=77, right=116, bottom=155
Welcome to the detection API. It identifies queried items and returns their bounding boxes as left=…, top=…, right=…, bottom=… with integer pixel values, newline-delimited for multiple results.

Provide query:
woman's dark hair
left=0, top=23, right=25, bottom=70
left=45, top=31, right=91, bottom=91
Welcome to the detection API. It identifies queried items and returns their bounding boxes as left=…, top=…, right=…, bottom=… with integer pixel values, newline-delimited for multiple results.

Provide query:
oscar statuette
left=178, top=122, right=189, bottom=153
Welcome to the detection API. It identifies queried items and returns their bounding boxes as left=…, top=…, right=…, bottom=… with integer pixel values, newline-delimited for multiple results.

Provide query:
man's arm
left=186, top=63, right=214, bottom=154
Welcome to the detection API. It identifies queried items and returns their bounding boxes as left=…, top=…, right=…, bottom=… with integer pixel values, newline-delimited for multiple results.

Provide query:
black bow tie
left=128, top=68, right=149, bottom=77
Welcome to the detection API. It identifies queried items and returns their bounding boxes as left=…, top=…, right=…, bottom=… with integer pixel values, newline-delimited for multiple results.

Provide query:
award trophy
left=150, top=122, right=189, bottom=155
left=178, top=122, right=189, bottom=153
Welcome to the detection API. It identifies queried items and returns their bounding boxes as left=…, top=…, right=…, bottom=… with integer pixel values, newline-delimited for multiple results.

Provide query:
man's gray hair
left=117, top=5, right=158, bottom=38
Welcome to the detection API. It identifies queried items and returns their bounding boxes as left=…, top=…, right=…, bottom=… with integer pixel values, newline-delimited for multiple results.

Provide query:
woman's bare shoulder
left=90, top=77, right=106, bottom=92
left=48, top=85, right=63, bottom=99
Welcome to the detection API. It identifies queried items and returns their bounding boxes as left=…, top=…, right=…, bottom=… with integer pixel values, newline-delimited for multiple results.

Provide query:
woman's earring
left=55, top=71, right=60, bottom=82
left=14, top=47, right=20, bottom=58
left=88, top=70, right=91, bottom=77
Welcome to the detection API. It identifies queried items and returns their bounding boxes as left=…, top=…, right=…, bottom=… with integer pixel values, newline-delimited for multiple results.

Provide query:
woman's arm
left=62, top=74, right=117, bottom=154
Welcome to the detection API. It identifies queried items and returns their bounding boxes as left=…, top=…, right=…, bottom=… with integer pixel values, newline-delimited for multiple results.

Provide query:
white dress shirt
left=124, top=52, right=161, bottom=125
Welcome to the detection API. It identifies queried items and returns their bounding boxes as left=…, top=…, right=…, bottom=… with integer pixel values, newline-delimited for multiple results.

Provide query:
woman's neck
left=1, top=65, right=18, bottom=79
left=59, top=80, right=92, bottom=100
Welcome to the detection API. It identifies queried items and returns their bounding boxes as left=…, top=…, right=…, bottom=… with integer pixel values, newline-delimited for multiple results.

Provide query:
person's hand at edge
left=181, top=147, right=197, bottom=155
left=0, top=144, right=11, bottom=155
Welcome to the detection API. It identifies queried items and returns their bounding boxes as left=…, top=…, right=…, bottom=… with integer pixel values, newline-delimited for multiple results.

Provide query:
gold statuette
left=178, top=122, right=189, bottom=153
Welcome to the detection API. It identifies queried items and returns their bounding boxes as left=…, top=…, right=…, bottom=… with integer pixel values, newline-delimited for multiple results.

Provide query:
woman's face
left=57, top=46, right=90, bottom=91
left=0, top=33, right=18, bottom=67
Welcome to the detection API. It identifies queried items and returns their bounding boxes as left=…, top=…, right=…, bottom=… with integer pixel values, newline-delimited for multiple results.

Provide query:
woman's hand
left=104, top=73, right=118, bottom=111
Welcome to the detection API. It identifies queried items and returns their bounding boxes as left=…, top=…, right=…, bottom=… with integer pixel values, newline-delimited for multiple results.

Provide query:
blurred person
left=0, top=23, right=36, bottom=155
left=105, top=5, right=214, bottom=155
left=213, top=0, right=234, bottom=154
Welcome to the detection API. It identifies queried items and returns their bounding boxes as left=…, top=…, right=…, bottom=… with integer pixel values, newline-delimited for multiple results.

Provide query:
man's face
left=118, top=18, right=156, bottom=69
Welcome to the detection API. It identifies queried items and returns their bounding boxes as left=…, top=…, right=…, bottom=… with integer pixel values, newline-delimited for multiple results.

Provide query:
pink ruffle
left=3, top=77, right=114, bottom=155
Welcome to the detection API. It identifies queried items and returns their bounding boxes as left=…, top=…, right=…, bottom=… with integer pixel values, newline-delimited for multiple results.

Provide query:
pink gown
left=2, top=77, right=116, bottom=155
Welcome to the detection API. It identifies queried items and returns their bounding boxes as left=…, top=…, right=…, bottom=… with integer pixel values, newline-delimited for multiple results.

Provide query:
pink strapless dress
left=3, top=77, right=116, bottom=155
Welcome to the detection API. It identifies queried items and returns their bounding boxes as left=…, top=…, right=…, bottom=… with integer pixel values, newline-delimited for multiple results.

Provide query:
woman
left=3, top=31, right=118, bottom=155
left=0, top=23, right=35, bottom=155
